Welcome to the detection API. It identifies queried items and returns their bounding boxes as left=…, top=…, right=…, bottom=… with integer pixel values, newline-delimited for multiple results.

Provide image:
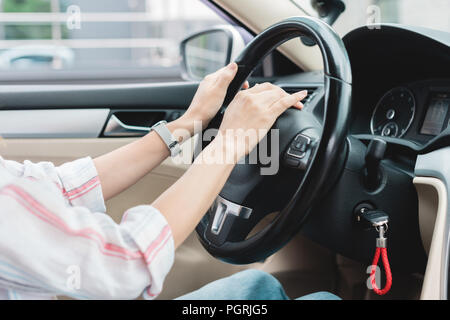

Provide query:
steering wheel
left=196, top=16, right=352, bottom=264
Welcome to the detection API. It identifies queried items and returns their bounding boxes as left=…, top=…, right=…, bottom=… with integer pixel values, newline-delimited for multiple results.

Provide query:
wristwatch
left=151, top=120, right=182, bottom=157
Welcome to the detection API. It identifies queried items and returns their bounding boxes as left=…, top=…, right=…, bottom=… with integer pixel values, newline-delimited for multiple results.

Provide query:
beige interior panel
left=416, top=181, right=440, bottom=254
left=213, top=0, right=324, bottom=71
left=159, top=232, right=337, bottom=300
left=414, top=176, right=448, bottom=300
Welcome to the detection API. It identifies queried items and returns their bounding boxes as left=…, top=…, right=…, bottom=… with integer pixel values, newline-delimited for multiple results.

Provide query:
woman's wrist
left=202, top=131, right=242, bottom=165
left=167, top=115, right=198, bottom=143
left=168, top=110, right=214, bottom=140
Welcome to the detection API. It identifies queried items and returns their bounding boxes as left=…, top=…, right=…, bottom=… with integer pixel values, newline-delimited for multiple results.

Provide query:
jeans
left=176, top=269, right=340, bottom=300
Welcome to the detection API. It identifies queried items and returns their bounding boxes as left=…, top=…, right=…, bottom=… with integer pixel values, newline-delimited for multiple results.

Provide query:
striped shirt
left=0, top=156, right=174, bottom=300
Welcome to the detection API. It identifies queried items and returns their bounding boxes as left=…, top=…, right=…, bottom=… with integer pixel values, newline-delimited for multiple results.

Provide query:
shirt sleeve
left=56, top=157, right=107, bottom=213
left=0, top=158, right=175, bottom=300
left=0, top=156, right=106, bottom=213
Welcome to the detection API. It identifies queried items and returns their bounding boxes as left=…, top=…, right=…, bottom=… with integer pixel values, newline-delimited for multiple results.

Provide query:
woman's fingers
left=215, top=62, right=238, bottom=87
left=294, top=101, right=304, bottom=110
left=253, top=86, right=306, bottom=113
left=246, top=82, right=278, bottom=94
left=271, top=90, right=308, bottom=116
left=252, top=84, right=287, bottom=103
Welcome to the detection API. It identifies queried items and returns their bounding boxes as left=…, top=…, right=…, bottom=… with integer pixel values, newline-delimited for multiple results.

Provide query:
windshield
left=292, top=0, right=450, bottom=36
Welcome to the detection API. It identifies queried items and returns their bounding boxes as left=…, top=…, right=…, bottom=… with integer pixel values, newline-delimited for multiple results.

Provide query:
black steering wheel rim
left=196, top=16, right=352, bottom=264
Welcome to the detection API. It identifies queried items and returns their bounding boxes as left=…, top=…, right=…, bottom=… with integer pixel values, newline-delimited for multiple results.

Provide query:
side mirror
left=180, top=26, right=245, bottom=81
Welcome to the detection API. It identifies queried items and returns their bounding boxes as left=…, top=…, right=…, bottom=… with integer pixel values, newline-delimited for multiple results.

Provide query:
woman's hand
left=215, top=82, right=307, bottom=161
left=153, top=83, right=306, bottom=247
left=182, top=62, right=248, bottom=130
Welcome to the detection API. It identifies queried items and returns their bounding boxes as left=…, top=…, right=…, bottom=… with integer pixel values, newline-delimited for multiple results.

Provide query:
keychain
left=360, top=210, right=392, bottom=295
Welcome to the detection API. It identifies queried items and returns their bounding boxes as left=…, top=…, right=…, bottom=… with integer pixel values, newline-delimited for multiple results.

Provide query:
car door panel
left=0, top=109, right=110, bottom=138
left=0, top=83, right=198, bottom=110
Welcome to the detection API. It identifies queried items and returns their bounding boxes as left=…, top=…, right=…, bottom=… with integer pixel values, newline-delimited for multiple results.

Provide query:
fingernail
left=229, top=62, right=237, bottom=70
left=299, top=90, right=308, bottom=96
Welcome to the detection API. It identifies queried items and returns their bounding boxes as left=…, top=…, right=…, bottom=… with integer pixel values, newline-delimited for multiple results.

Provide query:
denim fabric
left=296, top=291, right=341, bottom=300
left=176, top=269, right=340, bottom=300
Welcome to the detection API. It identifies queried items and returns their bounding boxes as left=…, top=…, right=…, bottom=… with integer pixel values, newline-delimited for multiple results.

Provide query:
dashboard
left=249, top=23, right=450, bottom=274
left=368, top=79, right=450, bottom=145
left=343, top=24, right=450, bottom=147
left=264, top=24, right=450, bottom=277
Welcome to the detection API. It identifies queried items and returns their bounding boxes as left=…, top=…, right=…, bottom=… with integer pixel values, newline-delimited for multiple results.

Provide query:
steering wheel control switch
left=284, top=133, right=313, bottom=170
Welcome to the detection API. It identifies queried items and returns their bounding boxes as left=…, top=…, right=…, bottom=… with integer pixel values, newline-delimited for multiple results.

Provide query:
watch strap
left=151, top=120, right=181, bottom=157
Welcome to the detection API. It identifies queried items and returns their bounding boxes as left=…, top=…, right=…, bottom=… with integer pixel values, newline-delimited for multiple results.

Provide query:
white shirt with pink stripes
left=0, top=156, right=174, bottom=300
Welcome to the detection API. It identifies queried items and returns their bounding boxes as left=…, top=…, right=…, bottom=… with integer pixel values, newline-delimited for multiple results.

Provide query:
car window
left=0, top=0, right=228, bottom=83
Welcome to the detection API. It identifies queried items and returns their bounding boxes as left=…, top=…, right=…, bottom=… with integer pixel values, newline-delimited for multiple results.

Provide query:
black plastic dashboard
left=278, top=24, right=450, bottom=273
left=344, top=24, right=450, bottom=147
left=353, top=79, right=450, bottom=145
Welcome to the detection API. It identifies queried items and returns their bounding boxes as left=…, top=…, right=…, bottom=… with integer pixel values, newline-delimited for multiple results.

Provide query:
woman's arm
left=93, top=64, right=306, bottom=248
left=152, top=138, right=235, bottom=248
left=92, top=117, right=193, bottom=200
left=153, top=83, right=307, bottom=248
left=0, top=80, right=305, bottom=300
left=93, top=62, right=248, bottom=200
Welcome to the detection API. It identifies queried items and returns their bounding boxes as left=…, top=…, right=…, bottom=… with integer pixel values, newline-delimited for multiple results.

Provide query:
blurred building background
left=0, top=0, right=225, bottom=78
left=0, top=0, right=447, bottom=80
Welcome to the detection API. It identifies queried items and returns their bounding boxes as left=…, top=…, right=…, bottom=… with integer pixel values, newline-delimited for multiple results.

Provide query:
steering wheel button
left=299, top=143, right=307, bottom=152
left=287, top=147, right=306, bottom=158
left=295, top=134, right=311, bottom=144
left=285, top=157, right=300, bottom=167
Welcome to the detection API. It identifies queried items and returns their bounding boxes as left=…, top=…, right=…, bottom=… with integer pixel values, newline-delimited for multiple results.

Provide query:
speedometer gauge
left=370, top=87, right=416, bottom=138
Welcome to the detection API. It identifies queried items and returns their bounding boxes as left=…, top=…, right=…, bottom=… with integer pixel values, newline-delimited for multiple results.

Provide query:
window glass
left=0, top=0, right=227, bottom=80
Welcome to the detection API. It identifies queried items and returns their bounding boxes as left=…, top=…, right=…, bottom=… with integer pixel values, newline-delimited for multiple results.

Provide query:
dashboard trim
left=414, top=177, right=447, bottom=300
left=415, top=147, right=450, bottom=300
